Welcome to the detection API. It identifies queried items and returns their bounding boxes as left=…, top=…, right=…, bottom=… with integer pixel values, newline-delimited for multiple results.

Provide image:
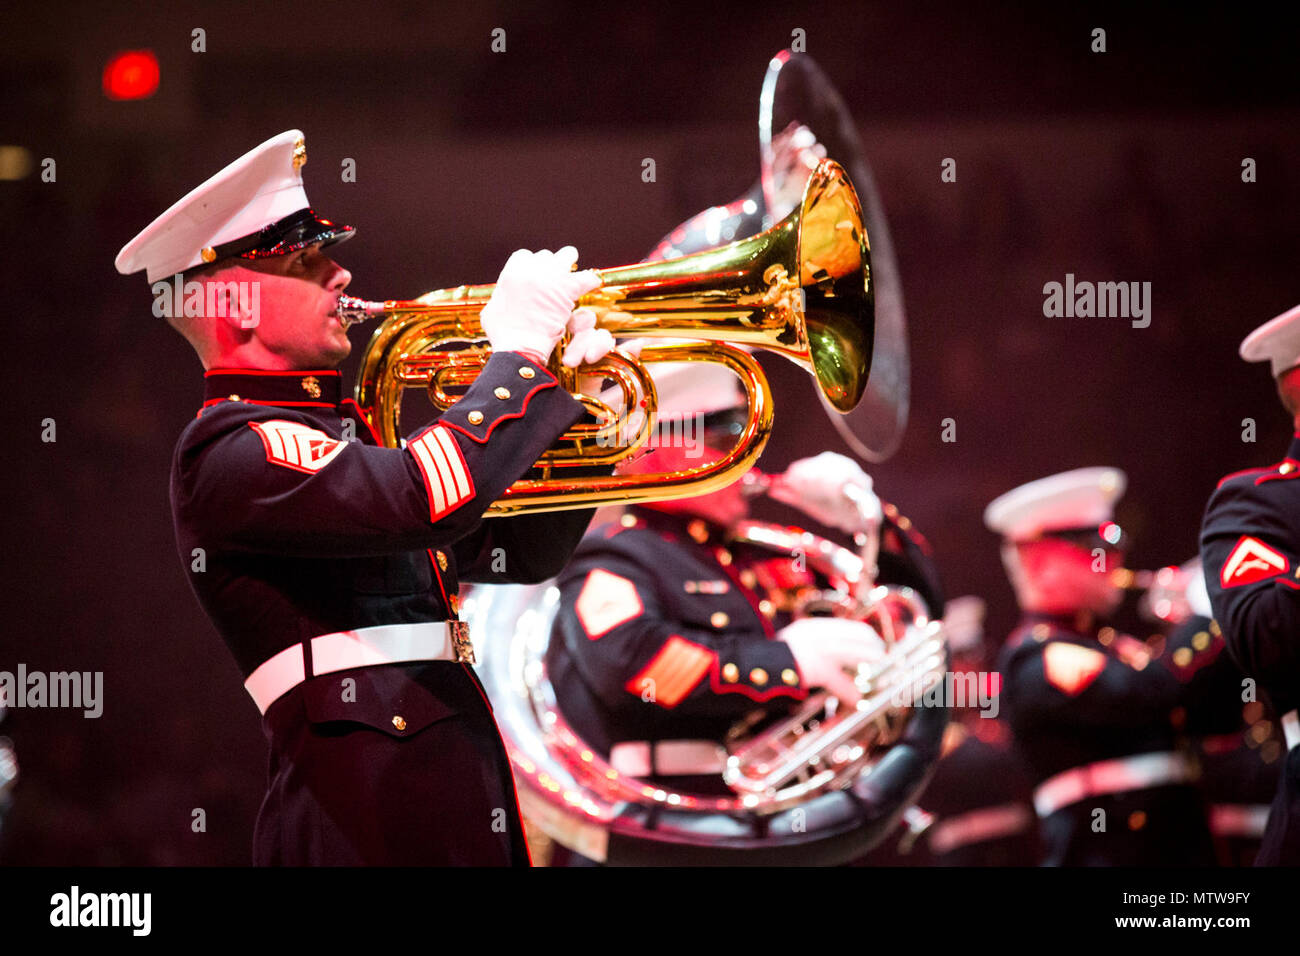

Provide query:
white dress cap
left=115, top=129, right=352, bottom=282
left=1238, top=303, right=1300, bottom=377
left=983, top=466, right=1127, bottom=540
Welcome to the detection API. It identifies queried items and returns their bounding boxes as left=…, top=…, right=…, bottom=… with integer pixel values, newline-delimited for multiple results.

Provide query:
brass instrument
left=342, top=159, right=874, bottom=515
left=1113, top=557, right=1212, bottom=625
left=764, top=51, right=911, bottom=463
left=643, top=52, right=910, bottom=463
left=464, top=521, right=948, bottom=865
left=720, top=522, right=947, bottom=807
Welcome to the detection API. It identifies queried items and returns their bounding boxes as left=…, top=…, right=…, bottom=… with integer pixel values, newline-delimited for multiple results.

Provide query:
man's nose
left=325, top=261, right=351, bottom=293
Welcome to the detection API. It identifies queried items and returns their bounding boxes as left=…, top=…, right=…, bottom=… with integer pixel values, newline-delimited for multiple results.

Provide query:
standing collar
left=202, top=368, right=343, bottom=408
left=632, top=507, right=730, bottom=547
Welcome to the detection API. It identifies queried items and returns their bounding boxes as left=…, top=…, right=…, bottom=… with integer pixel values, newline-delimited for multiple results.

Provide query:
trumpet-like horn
left=352, top=160, right=874, bottom=516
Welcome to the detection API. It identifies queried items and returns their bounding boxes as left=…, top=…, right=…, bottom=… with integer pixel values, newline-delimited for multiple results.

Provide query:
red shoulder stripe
left=1217, top=465, right=1275, bottom=489
left=1256, top=460, right=1300, bottom=484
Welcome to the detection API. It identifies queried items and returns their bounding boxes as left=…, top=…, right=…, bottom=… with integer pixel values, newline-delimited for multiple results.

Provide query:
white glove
left=577, top=338, right=645, bottom=393
left=767, top=451, right=883, bottom=534
left=480, top=246, right=601, bottom=359
left=777, top=616, right=887, bottom=708
left=561, top=307, right=615, bottom=368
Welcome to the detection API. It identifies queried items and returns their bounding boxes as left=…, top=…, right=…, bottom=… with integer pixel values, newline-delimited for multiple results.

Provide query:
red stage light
left=103, top=50, right=160, bottom=101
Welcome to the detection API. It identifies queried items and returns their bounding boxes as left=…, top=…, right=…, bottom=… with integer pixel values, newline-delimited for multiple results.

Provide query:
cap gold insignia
left=292, top=137, right=307, bottom=172
left=301, top=375, right=321, bottom=398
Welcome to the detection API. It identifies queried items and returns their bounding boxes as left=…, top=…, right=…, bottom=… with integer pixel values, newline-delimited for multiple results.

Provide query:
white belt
left=1033, top=751, right=1193, bottom=818
left=609, top=740, right=728, bottom=777
left=1209, top=804, right=1272, bottom=839
left=243, top=621, right=474, bottom=715
left=1283, top=709, right=1300, bottom=751
left=927, top=802, right=1034, bottom=856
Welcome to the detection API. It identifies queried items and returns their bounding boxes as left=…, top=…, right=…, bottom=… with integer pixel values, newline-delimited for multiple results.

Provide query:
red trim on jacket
left=203, top=368, right=342, bottom=378
left=705, top=655, right=807, bottom=703
left=339, top=398, right=385, bottom=445
left=1216, top=464, right=1275, bottom=489
left=1255, top=460, right=1300, bottom=484
left=457, top=661, right=534, bottom=866
left=502, top=353, right=558, bottom=385
left=426, top=549, right=452, bottom=607
left=202, top=397, right=337, bottom=409
left=439, top=379, right=557, bottom=444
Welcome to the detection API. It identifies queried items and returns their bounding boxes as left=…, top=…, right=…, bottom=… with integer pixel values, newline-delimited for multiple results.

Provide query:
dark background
left=1, top=1, right=1297, bottom=863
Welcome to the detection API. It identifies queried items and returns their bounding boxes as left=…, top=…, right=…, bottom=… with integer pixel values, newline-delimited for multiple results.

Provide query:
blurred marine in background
left=992, top=468, right=1218, bottom=865
left=546, top=361, right=945, bottom=862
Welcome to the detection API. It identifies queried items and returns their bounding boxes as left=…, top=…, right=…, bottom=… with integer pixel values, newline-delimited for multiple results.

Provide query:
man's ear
left=196, top=263, right=260, bottom=333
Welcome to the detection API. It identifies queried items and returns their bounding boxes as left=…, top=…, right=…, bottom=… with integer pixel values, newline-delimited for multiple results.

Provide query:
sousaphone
left=465, top=522, right=948, bottom=866
left=649, top=49, right=910, bottom=463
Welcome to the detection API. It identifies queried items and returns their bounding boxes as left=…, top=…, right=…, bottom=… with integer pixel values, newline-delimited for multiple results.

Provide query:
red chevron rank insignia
left=249, top=420, right=346, bottom=474
left=1220, top=536, right=1289, bottom=588
left=576, top=569, right=644, bottom=639
left=1043, top=642, right=1107, bottom=696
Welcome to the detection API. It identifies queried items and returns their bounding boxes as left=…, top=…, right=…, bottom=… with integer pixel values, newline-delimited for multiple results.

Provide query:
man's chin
left=320, top=336, right=352, bottom=367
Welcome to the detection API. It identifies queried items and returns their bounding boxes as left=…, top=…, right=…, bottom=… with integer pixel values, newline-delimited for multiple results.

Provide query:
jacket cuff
left=438, top=351, right=575, bottom=443
left=712, top=638, right=806, bottom=701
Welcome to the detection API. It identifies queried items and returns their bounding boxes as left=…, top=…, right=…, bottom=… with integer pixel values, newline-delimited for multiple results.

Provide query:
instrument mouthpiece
left=335, top=295, right=385, bottom=328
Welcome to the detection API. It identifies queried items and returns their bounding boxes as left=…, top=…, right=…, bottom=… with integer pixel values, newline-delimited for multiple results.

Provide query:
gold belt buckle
left=449, top=620, right=476, bottom=665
